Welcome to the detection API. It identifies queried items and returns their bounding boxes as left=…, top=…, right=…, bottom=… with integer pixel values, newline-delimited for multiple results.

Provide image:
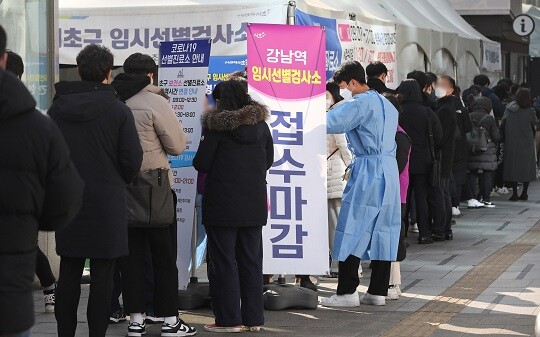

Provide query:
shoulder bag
left=426, top=110, right=441, bottom=187
left=127, top=169, right=175, bottom=228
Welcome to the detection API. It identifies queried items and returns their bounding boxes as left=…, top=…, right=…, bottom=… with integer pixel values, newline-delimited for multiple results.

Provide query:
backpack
left=466, top=114, right=490, bottom=154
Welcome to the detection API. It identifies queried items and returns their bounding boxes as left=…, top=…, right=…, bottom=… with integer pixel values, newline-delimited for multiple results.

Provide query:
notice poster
left=296, top=10, right=398, bottom=88
left=247, top=23, right=329, bottom=275
left=158, top=39, right=211, bottom=289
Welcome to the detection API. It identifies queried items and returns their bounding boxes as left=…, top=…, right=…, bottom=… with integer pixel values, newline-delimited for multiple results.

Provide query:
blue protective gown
left=327, top=90, right=401, bottom=262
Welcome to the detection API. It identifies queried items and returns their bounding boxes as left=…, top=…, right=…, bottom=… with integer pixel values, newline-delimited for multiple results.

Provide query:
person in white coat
left=326, top=81, right=352, bottom=276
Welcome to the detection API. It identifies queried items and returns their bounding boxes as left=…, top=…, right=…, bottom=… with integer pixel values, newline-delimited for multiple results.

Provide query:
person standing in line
left=5, top=48, right=59, bottom=314
left=49, top=44, right=143, bottom=337
left=193, top=80, right=273, bottom=332
left=366, top=61, right=394, bottom=94
left=451, top=86, right=473, bottom=215
left=398, top=79, right=443, bottom=244
left=325, top=81, right=351, bottom=277
left=0, top=25, right=84, bottom=337
left=502, top=88, right=539, bottom=201
left=320, top=61, right=401, bottom=307
left=383, top=93, right=411, bottom=300
left=111, top=52, right=196, bottom=337
left=432, top=75, right=458, bottom=241
left=467, top=97, right=500, bottom=207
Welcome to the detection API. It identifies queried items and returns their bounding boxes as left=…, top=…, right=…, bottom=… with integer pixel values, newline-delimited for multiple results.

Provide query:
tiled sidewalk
left=31, top=184, right=540, bottom=336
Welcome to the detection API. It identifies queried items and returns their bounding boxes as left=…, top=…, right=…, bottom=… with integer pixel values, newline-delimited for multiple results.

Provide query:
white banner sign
left=482, top=41, right=502, bottom=72
left=59, top=5, right=286, bottom=65
left=158, top=39, right=211, bottom=289
left=248, top=24, right=329, bottom=275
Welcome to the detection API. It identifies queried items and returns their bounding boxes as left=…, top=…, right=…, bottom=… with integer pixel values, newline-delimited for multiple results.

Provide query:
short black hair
left=6, top=51, right=24, bottom=78
left=426, top=72, right=437, bottom=85
left=333, top=61, right=366, bottom=85
left=217, top=79, right=254, bottom=111
left=439, top=75, right=455, bottom=90
left=0, top=25, right=6, bottom=54
left=498, top=78, right=513, bottom=87
left=76, top=44, right=114, bottom=82
left=366, top=61, right=388, bottom=78
left=123, top=53, right=156, bottom=76
left=473, top=74, right=490, bottom=87
left=406, top=70, right=428, bottom=90
left=493, top=83, right=510, bottom=100
left=326, top=80, right=343, bottom=105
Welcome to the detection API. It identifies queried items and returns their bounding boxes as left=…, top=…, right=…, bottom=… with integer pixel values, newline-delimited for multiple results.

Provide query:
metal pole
left=190, top=203, right=198, bottom=282
left=46, top=0, right=59, bottom=107
left=287, top=1, right=296, bottom=25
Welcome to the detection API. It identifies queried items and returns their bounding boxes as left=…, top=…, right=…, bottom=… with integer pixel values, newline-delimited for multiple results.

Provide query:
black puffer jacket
left=0, top=70, right=84, bottom=335
left=468, top=97, right=500, bottom=171
left=48, top=81, right=143, bottom=259
left=434, top=95, right=457, bottom=178
left=193, top=102, right=273, bottom=227
left=398, top=79, right=443, bottom=175
left=452, top=97, right=473, bottom=184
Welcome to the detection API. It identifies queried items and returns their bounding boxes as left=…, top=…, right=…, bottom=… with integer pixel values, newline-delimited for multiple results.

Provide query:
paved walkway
left=32, top=183, right=540, bottom=336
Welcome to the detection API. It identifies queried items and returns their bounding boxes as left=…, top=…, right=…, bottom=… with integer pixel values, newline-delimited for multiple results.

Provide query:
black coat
left=48, top=81, right=143, bottom=259
left=367, top=78, right=394, bottom=94
left=0, top=71, right=84, bottom=334
left=468, top=107, right=500, bottom=171
left=193, top=102, right=273, bottom=227
left=399, top=80, right=443, bottom=175
left=434, top=96, right=457, bottom=178
left=452, top=98, right=473, bottom=184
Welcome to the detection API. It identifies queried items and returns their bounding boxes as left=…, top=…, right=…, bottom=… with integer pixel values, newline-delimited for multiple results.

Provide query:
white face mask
left=326, top=98, right=333, bottom=111
left=435, top=87, right=447, bottom=99
left=340, top=88, right=353, bottom=101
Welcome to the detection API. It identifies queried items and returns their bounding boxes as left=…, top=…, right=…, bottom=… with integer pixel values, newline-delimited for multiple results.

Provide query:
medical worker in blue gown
left=320, top=61, right=401, bottom=307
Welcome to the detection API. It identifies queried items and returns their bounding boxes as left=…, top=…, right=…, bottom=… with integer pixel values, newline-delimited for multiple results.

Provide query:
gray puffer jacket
left=467, top=97, right=500, bottom=171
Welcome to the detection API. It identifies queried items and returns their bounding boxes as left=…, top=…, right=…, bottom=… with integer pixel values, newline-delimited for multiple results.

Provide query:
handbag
left=426, top=110, right=441, bottom=187
left=466, top=114, right=490, bottom=154
left=127, top=169, right=175, bottom=228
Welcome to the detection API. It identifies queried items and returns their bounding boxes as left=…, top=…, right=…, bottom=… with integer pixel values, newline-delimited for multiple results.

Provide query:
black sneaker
left=43, top=285, right=56, bottom=313
left=109, top=307, right=127, bottom=324
left=128, top=322, right=146, bottom=337
left=162, top=318, right=197, bottom=337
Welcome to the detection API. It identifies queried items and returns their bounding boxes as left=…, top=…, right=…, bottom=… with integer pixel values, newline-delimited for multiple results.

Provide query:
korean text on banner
left=296, top=10, right=397, bottom=88
left=158, top=39, right=211, bottom=289
left=247, top=23, right=329, bottom=275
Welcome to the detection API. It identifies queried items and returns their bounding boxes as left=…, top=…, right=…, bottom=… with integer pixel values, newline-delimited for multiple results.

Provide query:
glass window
left=1, top=0, right=57, bottom=111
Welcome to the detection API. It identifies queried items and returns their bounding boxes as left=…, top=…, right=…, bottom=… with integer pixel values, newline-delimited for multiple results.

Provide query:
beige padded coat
left=327, top=133, right=352, bottom=199
left=125, top=85, right=187, bottom=183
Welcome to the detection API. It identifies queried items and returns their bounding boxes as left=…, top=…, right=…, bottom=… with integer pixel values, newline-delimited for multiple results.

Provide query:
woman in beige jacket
left=326, top=81, right=352, bottom=275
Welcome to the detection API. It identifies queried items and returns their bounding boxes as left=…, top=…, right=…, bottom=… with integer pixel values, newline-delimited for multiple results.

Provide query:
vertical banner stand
left=177, top=205, right=210, bottom=310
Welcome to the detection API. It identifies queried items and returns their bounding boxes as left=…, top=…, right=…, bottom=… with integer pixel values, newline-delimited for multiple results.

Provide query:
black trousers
left=409, top=174, right=437, bottom=238
left=55, top=257, right=115, bottom=337
left=36, top=247, right=55, bottom=288
left=468, top=170, right=493, bottom=202
left=122, top=226, right=178, bottom=317
left=336, top=255, right=391, bottom=296
left=205, top=225, right=264, bottom=327
left=432, top=178, right=452, bottom=237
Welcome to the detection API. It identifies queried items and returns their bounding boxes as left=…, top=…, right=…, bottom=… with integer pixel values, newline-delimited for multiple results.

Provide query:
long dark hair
left=326, top=80, right=343, bottom=106
left=515, top=87, right=532, bottom=109
left=215, top=80, right=254, bottom=111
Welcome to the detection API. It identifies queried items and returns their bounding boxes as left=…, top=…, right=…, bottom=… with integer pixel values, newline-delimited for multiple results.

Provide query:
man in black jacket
left=433, top=75, right=458, bottom=241
left=407, top=70, right=436, bottom=109
left=0, top=25, right=85, bottom=337
left=48, top=44, right=143, bottom=337
left=366, top=61, right=394, bottom=94
left=462, top=74, right=506, bottom=120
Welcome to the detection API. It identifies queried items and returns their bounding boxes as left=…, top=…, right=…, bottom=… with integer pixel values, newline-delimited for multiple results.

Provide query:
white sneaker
left=409, top=223, right=419, bottom=233
left=320, top=293, right=360, bottom=307
left=360, top=292, right=386, bottom=306
left=499, top=187, right=509, bottom=195
left=386, top=286, right=400, bottom=300
left=358, top=265, right=363, bottom=279
left=490, top=190, right=500, bottom=197
left=396, top=284, right=402, bottom=296
left=451, top=207, right=461, bottom=216
left=467, top=199, right=484, bottom=209
left=483, top=201, right=496, bottom=208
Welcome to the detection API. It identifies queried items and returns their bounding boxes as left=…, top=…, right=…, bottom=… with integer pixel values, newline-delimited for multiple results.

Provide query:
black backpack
left=466, top=114, right=490, bottom=154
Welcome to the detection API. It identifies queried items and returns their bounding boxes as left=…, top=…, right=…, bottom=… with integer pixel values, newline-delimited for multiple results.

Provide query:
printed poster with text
left=247, top=24, right=329, bottom=275
left=158, top=39, right=211, bottom=289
